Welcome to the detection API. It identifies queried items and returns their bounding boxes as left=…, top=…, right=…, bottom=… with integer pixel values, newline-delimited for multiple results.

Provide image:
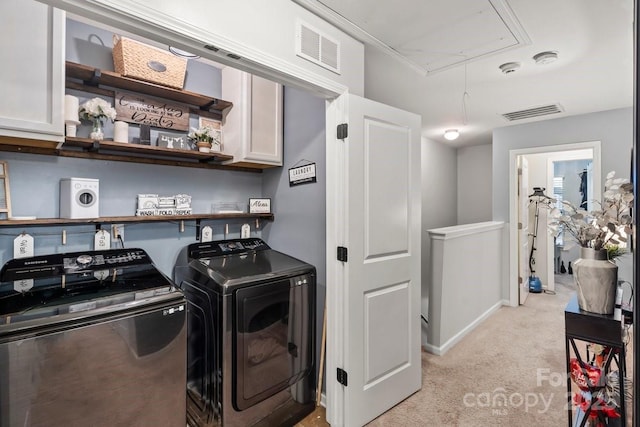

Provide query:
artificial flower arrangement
left=188, top=125, right=216, bottom=152
left=542, top=171, right=633, bottom=256
left=188, top=125, right=216, bottom=143
left=79, top=97, right=117, bottom=122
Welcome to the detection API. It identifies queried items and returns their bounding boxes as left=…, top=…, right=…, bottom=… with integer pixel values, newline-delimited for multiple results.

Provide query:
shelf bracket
left=85, top=68, right=102, bottom=87
left=200, top=100, right=217, bottom=111
left=195, top=219, right=201, bottom=241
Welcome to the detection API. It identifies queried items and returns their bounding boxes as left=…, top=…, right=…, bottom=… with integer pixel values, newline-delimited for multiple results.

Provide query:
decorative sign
left=249, top=198, right=271, bottom=214
left=157, top=132, right=192, bottom=150
left=288, top=163, right=317, bottom=187
left=94, top=229, right=111, bottom=251
left=115, top=92, right=189, bottom=131
left=14, top=233, right=34, bottom=259
left=241, top=223, right=250, bottom=238
left=201, top=226, right=213, bottom=242
left=136, top=193, right=192, bottom=216
left=14, top=279, right=34, bottom=293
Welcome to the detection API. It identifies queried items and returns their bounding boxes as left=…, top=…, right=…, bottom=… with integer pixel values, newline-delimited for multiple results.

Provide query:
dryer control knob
left=76, top=254, right=93, bottom=266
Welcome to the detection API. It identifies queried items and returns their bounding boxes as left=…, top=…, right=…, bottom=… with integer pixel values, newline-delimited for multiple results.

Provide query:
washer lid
left=192, top=249, right=314, bottom=288
left=0, top=249, right=178, bottom=331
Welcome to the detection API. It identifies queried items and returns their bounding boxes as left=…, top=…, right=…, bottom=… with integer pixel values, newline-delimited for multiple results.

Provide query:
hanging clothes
left=579, top=170, right=588, bottom=208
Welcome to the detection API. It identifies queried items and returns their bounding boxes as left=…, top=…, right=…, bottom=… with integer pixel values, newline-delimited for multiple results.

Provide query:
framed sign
left=249, top=198, right=271, bottom=214
left=115, top=92, right=190, bottom=130
left=289, top=162, right=317, bottom=186
left=0, top=161, right=11, bottom=219
left=199, top=117, right=223, bottom=152
left=157, top=132, right=192, bottom=150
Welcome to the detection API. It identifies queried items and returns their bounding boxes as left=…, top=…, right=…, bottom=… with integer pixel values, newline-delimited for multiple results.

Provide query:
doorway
left=508, top=141, right=602, bottom=307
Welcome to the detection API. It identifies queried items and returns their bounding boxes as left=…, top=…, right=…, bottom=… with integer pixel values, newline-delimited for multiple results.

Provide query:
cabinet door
left=245, top=75, right=283, bottom=165
left=0, top=0, right=64, bottom=142
left=222, top=68, right=283, bottom=167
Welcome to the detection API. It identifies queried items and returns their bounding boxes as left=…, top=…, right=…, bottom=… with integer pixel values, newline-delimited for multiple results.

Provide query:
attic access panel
left=312, top=0, right=530, bottom=74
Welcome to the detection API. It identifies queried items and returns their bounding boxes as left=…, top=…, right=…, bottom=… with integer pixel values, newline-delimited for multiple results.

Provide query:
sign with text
left=115, top=92, right=189, bottom=131
left=288, top=163, right=317, bottom=186
left=249, top=198, right=271, bottom=214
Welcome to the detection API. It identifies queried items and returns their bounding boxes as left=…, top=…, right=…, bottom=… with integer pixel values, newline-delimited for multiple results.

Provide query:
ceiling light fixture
left=499, top=62, right=521, bottom=75
left=168, top=46, right=200, bottom=59
left=444, top=129, right=460, bottom=141
left=532, top=51, right=558, bottom=65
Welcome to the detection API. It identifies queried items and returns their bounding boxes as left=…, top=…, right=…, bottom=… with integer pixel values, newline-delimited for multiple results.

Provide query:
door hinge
left=337, top=246, right=348, bottom=262
left=337, top=123, right=348, bottom=140
left=337, top=368, right=348, bottom=386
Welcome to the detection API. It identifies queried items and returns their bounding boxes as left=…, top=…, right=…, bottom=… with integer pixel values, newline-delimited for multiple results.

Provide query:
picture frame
left=199, top=117, right=223, bottom=152
left=249, top=198, right=271, bottom=214
left=0, top=161, right=11, bottom=219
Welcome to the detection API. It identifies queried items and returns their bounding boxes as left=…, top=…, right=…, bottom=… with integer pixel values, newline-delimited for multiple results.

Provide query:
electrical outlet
left=111, top=224, right=125, bottom=247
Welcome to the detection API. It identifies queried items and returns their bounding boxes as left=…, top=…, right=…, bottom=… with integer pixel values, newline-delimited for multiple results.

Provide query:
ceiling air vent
left=296, top=21, right=341, bottom=74
left=502, top=104, right=564, bottom=121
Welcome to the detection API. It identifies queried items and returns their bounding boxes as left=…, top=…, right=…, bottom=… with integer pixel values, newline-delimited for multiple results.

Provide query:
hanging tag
left=94, top=229, right=111, bottom=251
left=224, top=224, right=229, bottom=239
left=14, top=279, right=34, bottom=293
left=201, top=226, right=213, bottom=242
left=14, top=233, right=34, bottom=259
left=241, top=223, right=250, bottom=238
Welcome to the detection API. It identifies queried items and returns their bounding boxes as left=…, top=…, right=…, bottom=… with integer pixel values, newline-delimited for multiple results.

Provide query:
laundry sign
left=288, top=162, right=317, bottom=187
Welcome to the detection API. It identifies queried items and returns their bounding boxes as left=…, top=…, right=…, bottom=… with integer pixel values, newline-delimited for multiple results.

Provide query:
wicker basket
left=112, top=35, right=187, bottom=89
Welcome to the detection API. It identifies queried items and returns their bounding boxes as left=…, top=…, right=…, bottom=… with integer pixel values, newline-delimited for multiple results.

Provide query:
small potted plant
left=188, top=125, right=215, bottom=152
left=78, top=97, right=117, bottom=141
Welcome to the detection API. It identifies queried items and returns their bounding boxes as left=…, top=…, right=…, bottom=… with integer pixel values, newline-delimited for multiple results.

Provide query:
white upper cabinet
left=0, top=0, right=65, bottom=142
left=221, top=68, right=283, bottom=168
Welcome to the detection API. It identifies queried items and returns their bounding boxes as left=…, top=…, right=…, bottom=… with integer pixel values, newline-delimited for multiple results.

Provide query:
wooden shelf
left=0, top=136, right=262, bottom=172
left=62, top=137, right=233, bottom=162
left=66, top=61, right=232, bottom=119
left=0, top=213, right=274, bottom=227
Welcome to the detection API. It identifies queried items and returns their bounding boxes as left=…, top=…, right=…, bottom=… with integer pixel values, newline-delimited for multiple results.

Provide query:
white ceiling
left=294, top=0, right=635, bottom=147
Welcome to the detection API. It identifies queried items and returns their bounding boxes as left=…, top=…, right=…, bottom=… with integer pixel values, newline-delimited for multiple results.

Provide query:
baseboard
left=423, top=300, right=504, bottom=356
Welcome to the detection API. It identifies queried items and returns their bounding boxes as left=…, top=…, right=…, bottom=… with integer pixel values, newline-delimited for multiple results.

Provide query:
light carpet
left=366, top=276, right=610, bottom=427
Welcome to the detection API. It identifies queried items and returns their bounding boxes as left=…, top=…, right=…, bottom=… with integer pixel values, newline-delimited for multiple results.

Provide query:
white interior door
left=518, top=156, right=530, bottom=304
left=329, top=94, right=421, bottom=426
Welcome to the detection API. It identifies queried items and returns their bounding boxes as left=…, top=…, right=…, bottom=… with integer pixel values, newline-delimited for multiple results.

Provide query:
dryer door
left=233, top=274, right=314, bottom=411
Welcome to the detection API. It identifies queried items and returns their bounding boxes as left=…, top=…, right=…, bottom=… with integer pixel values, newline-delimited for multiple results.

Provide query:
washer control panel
left=63, top=250, right=148, bottom=272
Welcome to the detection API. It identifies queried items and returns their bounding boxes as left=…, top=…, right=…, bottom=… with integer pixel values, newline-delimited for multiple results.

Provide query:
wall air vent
left=296, top=21, right=341, bottom=74
left=502, top=104, right=564, bottom=121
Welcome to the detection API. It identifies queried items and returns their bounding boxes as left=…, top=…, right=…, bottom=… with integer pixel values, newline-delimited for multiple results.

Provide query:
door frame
left=508, top=141, right=601, bottom=307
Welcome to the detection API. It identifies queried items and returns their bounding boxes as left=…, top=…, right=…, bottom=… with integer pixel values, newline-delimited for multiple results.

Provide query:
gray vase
left=573, top=247, right=618, bottom=315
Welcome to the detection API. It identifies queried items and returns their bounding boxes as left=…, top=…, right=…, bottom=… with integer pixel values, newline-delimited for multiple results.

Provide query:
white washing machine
left=60, top=177, right=99, bottom=218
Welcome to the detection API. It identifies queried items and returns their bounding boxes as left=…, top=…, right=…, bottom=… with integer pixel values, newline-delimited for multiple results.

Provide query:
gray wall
left=0, top=153, right=263, bottom=275
left=457, top=144, right=492, bottom=224
left=492, top=107, right=633, bottom=300
left=492, top=107, right=633, bottom=221
left=421, top=137, right=458, bottom=344
left=262, top=86, right=326, bottom=388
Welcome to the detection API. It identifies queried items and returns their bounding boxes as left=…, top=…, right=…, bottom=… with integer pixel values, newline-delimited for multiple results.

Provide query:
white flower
left=79, top=97, right=117, bottom=122
left=539, top=171, right=634, bottom=253
left=188, top=126, right=215, bottom=142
